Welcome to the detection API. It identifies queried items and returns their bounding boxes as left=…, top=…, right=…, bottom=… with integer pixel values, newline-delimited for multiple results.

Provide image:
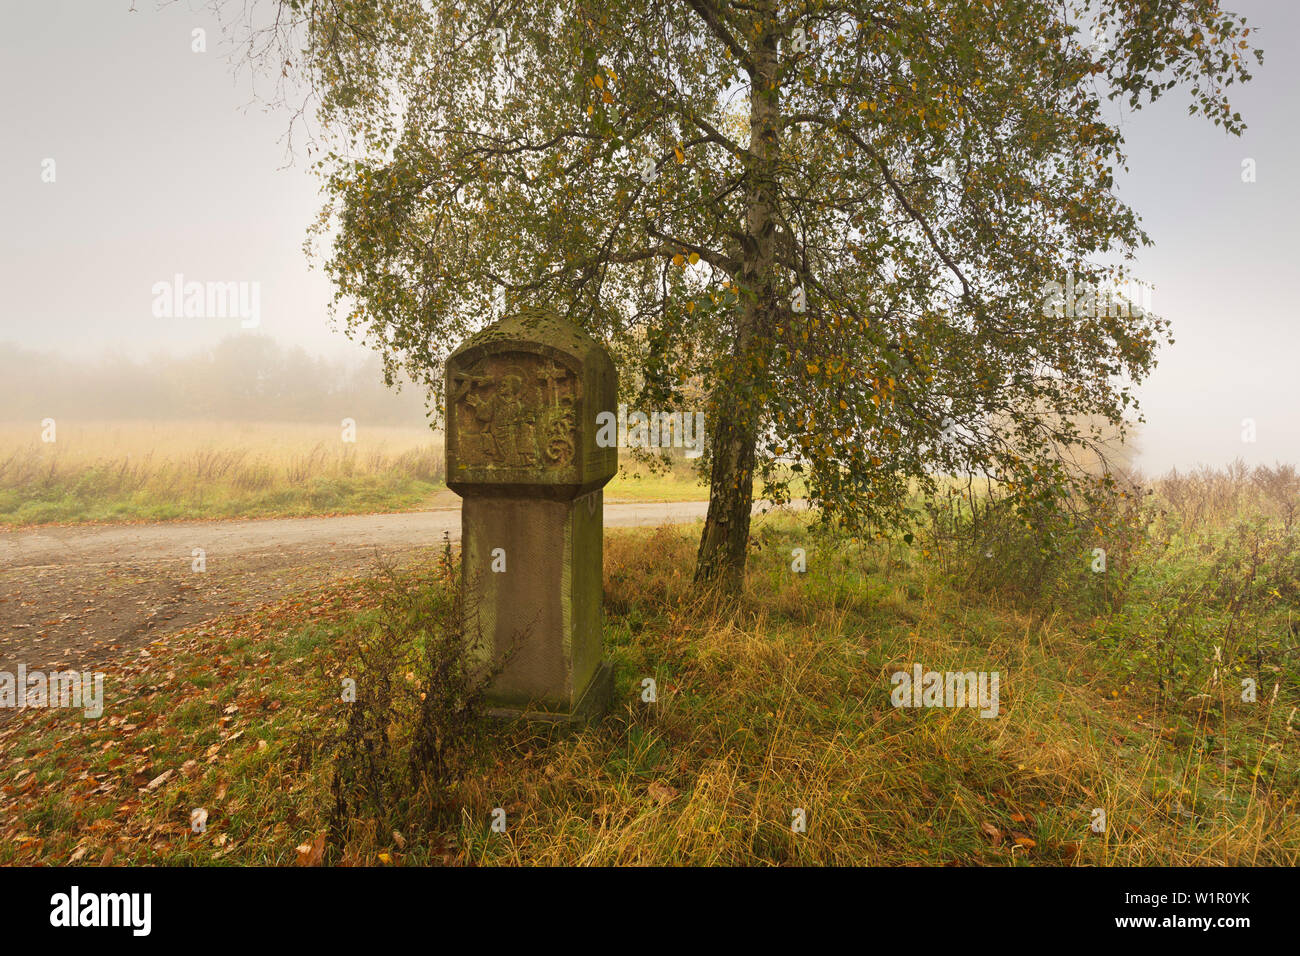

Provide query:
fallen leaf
left=295, top=832, right=326, bottom=867
left=647, top=781, right=678, bottom=805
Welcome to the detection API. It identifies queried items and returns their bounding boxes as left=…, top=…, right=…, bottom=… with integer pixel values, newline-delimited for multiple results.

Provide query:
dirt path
left=0, top=501, right=712, bottom=679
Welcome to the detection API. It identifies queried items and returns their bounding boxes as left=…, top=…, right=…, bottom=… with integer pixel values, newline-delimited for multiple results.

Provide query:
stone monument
left=445, top=306, right=617, bottom=723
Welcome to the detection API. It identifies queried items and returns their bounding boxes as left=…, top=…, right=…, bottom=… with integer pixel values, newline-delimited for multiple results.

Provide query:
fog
left=2, top=0, right=1297, bottom=471
left=0, top=337, right=432, bottom=426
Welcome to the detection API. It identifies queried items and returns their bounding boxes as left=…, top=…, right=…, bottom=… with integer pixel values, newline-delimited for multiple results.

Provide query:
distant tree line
left=0, top=336, right=433, bottom=426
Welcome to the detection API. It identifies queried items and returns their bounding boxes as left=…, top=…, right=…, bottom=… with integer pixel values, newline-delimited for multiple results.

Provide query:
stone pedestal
left=445, top=308, right=617, bottom=723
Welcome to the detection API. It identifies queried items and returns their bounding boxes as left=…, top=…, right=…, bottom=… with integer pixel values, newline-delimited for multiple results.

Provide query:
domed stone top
left=445, top=306, right=618, bottom=499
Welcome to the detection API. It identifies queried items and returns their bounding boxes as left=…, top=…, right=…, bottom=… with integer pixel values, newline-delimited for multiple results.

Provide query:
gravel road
left=0, top=501, right=713, bottom=677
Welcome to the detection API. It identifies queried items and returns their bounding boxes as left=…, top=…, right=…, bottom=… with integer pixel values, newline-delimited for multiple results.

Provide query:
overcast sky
left=1, top=0, right=1296, bottom=473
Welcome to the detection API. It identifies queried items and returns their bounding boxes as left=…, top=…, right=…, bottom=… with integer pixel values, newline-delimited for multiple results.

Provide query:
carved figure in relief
left=453, top=354, right=581, bottom=469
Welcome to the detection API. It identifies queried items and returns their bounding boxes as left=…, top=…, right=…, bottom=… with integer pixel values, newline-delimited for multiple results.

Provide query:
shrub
left=1101, top=519, right=1300, bottom=707
left=924, top=474, right=1151, bottom=612
left=325, top=537, right=508, bottom=854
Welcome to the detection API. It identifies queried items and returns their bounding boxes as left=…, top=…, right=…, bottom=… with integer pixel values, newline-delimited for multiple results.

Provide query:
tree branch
left=682, top=0, right=756, bottom=75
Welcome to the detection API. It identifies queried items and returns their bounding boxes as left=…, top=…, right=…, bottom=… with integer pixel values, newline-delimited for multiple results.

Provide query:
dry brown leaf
left=647, top=781, right=678, bottom=805
left=295, top=832, right=326, bottom=867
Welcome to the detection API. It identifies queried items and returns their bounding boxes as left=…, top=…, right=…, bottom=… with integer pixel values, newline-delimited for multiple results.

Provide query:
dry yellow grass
left=0, top=419, right=440, bottom=462
left=0, top=420, right=447, bottom=524
left=0, top=420, right=711, bottom=524
left=3, top=469, right=1299, bottom=866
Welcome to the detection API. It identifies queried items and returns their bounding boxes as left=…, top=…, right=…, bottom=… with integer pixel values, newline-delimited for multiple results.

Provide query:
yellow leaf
left=672, top=253, right=685, bottom=267
left=674, top=145, right=685, bottom=163
left=806, top=362, right=820, bottom=374
left=688, top=252, right=700, bottom=265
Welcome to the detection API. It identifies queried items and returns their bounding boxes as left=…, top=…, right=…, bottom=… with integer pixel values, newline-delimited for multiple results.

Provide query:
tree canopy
left=227, top=0, right=1260, bottom=589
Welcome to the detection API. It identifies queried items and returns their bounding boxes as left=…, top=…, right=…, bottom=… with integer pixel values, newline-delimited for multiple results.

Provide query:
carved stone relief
left=451, top=352, right=580, bottom=469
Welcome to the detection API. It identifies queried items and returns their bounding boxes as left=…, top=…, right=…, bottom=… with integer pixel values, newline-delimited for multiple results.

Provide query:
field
left=3, top=464, right=1298, bottom=865
left=0, top=420, right=709, bottom=524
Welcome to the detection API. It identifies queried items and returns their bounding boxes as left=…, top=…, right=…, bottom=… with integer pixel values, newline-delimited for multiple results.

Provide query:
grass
left=0, top=420, right=709, bottom=525
left=3, top=465, right=1297, bottom=866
